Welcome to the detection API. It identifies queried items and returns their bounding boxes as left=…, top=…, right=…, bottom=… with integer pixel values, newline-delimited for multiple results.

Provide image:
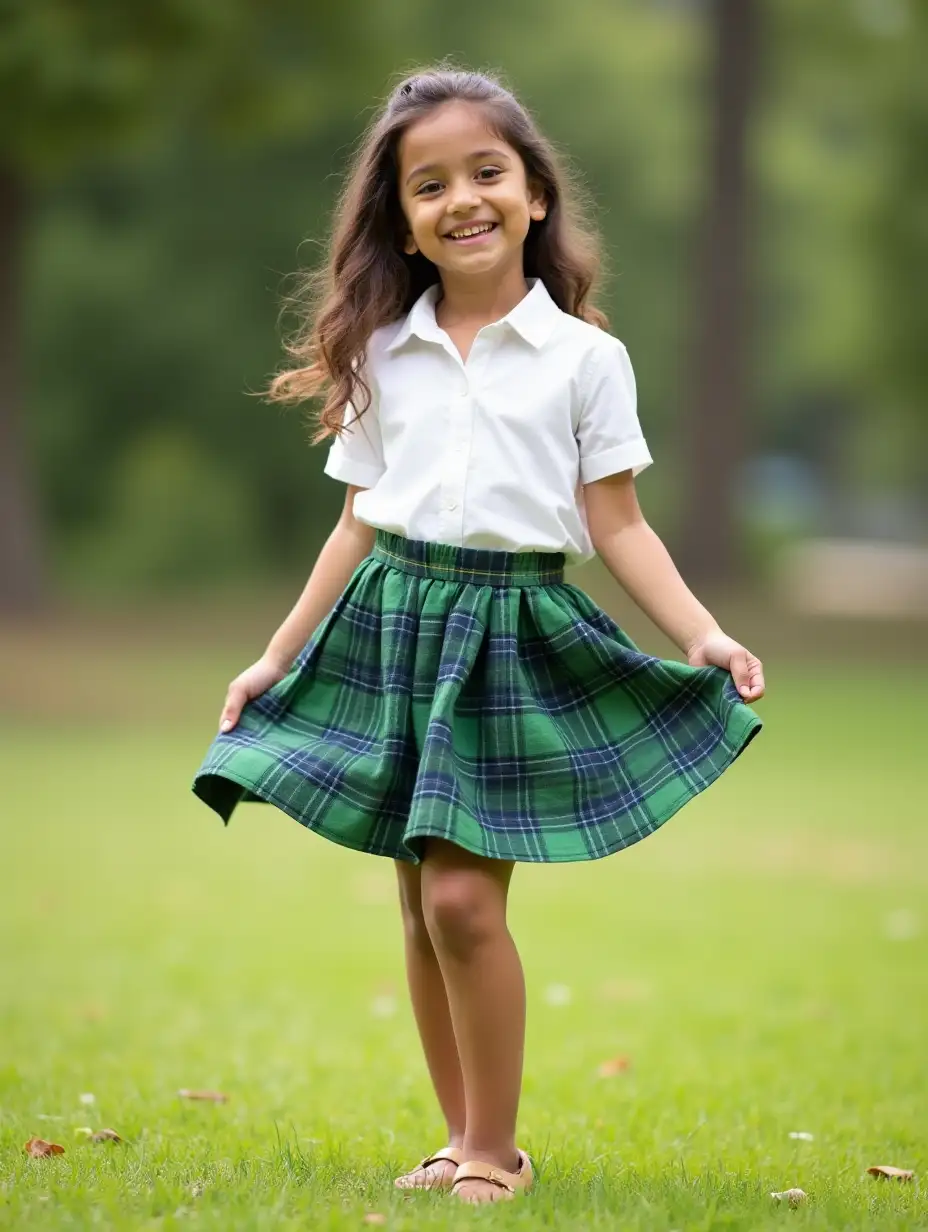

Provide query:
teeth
left=449, top=224, right=494, bottom=239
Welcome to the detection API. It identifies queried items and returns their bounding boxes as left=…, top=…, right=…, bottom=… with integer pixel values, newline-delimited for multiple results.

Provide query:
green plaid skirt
left=192, top=531, right=762, bottom=864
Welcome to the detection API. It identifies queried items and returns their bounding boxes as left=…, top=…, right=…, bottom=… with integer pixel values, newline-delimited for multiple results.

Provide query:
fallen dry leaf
left=362, top=1216, right=387, bottom=1226
left=24, top=1138, right=65, bottom=1158
left=597, top=1056, right=631, bottom=1077
left=770, top=1188, right=808, bottom=1206
left=178, top=1089, right=229, bottom=1103
left=91, top=1128, right=122, bottom=1143
left=867, top=1166, right=914, bottom=1182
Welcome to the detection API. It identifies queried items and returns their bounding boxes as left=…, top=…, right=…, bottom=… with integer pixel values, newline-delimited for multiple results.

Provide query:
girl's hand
left=687, top=632, right=765, bottom=702
left=218, top=653, right=291, bottom=733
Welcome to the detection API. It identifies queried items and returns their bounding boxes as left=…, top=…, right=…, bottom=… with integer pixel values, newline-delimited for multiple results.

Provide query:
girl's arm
left=218, top=486, right=374, bottom=733
left=584, top=471, right=765, bottom=702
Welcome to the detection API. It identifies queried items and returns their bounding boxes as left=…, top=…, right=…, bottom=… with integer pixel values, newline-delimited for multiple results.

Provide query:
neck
left=435, top=261, right=530, bottom=328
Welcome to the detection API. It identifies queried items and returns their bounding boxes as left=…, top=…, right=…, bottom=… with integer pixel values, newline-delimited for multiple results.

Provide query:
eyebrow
left=404, top=148, right=511, bottom=185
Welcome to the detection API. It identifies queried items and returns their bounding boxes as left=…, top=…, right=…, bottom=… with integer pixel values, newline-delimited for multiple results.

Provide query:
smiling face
left=397, top=101, right=547, bottom=284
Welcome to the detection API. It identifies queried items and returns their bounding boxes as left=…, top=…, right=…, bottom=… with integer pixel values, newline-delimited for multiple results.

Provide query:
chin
left=446, top=258, right=508, bottom=279
left=447, top=243, right=516, bottom=267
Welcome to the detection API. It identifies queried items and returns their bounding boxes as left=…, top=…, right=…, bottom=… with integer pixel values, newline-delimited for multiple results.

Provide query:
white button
left=458, top=388, right=469, bottom=398
left=447, top=501, right=458, bottom=511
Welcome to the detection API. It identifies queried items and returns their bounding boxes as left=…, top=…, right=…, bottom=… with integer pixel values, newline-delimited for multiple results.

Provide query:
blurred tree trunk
left=0, top=164, right=44, bottom=614
left=678, top=0, right=758, bottom=586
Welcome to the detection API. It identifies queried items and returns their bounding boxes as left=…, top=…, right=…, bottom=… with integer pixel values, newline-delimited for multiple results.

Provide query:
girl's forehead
left=398, top=102, right=518, bottom=173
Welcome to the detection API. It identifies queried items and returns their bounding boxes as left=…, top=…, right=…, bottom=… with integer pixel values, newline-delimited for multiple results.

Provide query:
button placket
left=438, top=337, right=493, bottom=542
left=439, top=370, right=471, bottom=541
left=451, top=344, right=491, bottom=540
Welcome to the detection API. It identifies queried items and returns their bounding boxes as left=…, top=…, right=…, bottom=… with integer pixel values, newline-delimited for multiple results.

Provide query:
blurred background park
left=1, top=0, right=926, bottom=621
left=1, top=2, right=927, bottom=1226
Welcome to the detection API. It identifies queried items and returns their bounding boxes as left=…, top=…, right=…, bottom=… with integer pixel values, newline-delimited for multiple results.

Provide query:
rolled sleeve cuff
left=580, top=440, right=653, bottom=485
left=323, top=451, right=384, bottom=490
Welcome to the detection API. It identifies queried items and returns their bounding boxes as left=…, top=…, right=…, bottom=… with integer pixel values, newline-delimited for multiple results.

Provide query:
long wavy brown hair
left=267, top=65, right=610, bottom=442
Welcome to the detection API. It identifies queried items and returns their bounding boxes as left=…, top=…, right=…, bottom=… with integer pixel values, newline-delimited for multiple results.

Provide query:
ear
left=528, top=182, right=547, bottom=222
left=404, top=233, right=418, bottom=255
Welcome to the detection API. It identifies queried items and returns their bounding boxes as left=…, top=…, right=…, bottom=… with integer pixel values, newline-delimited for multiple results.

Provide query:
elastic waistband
left=372, top=531, right=565, bottom=587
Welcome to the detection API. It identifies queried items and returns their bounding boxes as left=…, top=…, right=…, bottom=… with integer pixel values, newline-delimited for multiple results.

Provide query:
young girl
left=192, top=66, right=764, bottom=1204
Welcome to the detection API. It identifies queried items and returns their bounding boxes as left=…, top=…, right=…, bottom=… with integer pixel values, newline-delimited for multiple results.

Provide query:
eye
left=476, top=166, right=502, bottom=181
left=415, top=180, right=442, bottom=196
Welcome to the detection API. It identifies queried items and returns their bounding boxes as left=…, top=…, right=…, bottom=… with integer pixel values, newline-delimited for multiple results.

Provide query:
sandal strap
left=418, top=1146, right=463, bottom=1169
left=451, top=1158, right=521, bottom=1193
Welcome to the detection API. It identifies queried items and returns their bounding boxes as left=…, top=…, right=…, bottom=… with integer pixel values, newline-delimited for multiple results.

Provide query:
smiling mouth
left=445, top=222, right=498, bottom=241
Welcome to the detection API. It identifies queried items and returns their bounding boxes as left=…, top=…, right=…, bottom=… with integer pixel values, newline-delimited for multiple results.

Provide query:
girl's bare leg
left=420, top=838, right=525, bottom=1203
left=393, top=858, right=467, bottom=1188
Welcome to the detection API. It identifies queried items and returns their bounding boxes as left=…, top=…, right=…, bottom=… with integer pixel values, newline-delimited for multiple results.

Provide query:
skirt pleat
left=192, top=531, right=762, bottom=863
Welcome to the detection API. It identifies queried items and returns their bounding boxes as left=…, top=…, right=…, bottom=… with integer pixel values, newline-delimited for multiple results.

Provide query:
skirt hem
left=192, top=703, right=761, bottom=865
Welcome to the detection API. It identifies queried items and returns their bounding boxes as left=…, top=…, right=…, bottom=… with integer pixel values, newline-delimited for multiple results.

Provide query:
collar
left=384, top=278, right=561, bottom=353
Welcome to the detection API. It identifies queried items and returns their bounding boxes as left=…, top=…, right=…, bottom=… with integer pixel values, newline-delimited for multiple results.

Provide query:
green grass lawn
left=1, top=625, right=926, bottom=1228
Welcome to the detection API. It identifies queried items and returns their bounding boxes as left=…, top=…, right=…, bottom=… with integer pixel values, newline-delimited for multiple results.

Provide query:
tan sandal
left=394, top=1145, right=464, bottom=1191
left=451, top=1149, right=534, bottom=1201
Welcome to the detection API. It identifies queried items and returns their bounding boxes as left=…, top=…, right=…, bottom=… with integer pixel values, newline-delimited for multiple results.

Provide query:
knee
left=423, top=872, right=502, bottom=960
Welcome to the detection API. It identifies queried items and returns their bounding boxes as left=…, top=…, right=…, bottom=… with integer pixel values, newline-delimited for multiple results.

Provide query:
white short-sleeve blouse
left=323, top=277, right=652, bottom=565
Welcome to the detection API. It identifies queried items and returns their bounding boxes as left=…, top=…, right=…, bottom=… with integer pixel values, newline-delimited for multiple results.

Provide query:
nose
left=446, top=176, right=482, bottom=214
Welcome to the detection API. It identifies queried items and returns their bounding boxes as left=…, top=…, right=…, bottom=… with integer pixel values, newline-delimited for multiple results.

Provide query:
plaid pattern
left=192, top=530, right=762, bottom=864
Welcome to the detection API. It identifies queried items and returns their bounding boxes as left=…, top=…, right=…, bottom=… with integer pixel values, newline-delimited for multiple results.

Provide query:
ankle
left=460, top=1141, right=520, bottom=1170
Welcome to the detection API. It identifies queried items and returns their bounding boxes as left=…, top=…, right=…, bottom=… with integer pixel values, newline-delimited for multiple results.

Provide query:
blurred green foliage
left=7, top=0, right=927, bottom=592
